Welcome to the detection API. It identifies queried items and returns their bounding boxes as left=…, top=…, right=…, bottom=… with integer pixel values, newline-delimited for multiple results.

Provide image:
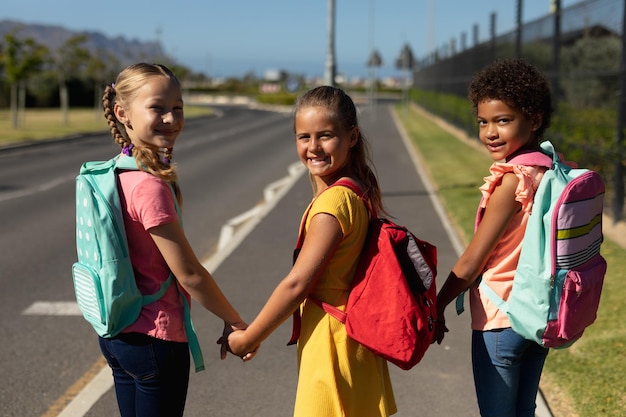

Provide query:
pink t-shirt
left=469, top=162, right=545, bottom=331
left=117, top=170, right=189, bottom=342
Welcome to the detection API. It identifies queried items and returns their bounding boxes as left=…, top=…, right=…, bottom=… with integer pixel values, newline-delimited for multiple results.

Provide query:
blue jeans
left=472, top=328, right=549, bottom=417
left=99, top=333, right=190, bottom=417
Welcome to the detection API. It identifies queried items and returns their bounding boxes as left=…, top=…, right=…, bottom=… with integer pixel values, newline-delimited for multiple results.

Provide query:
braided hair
left=102, top=63, right=182, bottom=204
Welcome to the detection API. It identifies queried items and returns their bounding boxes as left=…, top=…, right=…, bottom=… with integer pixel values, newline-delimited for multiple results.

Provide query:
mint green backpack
left=72, top=154, right=204, bottom=371
left=458, top=141, right=606, bottom=349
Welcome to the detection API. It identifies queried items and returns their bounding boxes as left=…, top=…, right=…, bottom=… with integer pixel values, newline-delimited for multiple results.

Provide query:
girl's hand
left=217, top=320, right=248, bottom=360
left=227, top=329, right=260, bottom=362
left=432, top=314, right=449, bottom=345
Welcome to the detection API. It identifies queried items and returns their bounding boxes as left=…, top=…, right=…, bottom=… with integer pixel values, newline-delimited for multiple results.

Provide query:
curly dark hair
left=467, top=58, right=553, bottom=140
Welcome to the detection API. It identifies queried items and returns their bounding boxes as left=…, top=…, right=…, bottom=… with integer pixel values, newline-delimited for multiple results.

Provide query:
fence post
left=614, top=0, right=626, bottom=223
left=551, top=0, right=561, bottom=108
left=515, top=0, right=523, bottom=57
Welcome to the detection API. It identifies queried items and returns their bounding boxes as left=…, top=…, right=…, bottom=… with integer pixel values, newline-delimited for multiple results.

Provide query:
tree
left=395, top=43, right=416, bottom=71
left=367, top=49, right=383, bottom=108
left=1, top=28, right=48, bottom=128
left=53, top=34, right=91, bottom=125
left=367, top=49, right=383, bottom=68
left=560, top=36, right=621, bottom=109
left=396, top=43, right=416, bottom=108
left=85, top=48, right=120, bottom=114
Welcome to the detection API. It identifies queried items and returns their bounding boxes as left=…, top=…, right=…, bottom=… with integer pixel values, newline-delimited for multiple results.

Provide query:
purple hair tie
left=160, top=147, right=172, bottom=164
left=122, top=143, right=134, bottom=156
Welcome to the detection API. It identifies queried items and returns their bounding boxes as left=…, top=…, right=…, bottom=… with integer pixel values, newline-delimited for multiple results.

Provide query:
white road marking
left=0, top=174, right=76, bottom=203
left=22, top=301, right=83, bottom=316
left=57, top=363, right=112, bottom=417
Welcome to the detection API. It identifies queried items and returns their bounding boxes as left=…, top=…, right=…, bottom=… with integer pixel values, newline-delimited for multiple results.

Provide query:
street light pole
left=324, top=0, right=336, bottom=86
left=368, top=0, right=375, bottom=114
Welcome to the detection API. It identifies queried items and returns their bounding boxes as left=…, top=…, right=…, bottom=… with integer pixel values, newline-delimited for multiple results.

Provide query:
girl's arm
left=149, top=221, right=245, bottom=328
left=226, top=212, right=344, bottom=357
left=434, top=172, right=522, bottom=338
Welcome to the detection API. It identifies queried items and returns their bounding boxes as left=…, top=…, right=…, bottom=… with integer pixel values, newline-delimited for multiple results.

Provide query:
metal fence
left=414, top=0, right=623, bottom=96
left=411, top=0, right=625, bottom=221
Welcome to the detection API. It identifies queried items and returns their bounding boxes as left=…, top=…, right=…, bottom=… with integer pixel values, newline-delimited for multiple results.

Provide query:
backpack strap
left=180, top=292, right=205, bottom=371
left=293, top=179, right=371, bottom=252
left=141, top=276, right=173, bottom=305
left=333, top=179, right=377, bottom=218
left=508, top=140, right=578, bottom=170
left=508, top=149, right=553, bottom=168
left=114, top=154, right=140, bottom=170
left=287, top=178, right=368, bottom=345
left=169, top=185, right=205, bottom=372
left=309, top=297, right=347, bottom=323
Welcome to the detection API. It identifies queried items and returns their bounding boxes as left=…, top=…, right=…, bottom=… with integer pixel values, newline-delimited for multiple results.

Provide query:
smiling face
left=476, top=99, right=541, bottom=161
left=295, top=106, right=358, bottom=189
left=114, top=75, right=184, bottom=150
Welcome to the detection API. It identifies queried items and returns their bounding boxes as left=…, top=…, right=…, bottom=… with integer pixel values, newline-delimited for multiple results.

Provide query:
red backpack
left=288, top=179, right=437, bottom=370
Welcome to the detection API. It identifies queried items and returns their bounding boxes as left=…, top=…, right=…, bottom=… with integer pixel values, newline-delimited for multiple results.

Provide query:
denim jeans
left=472, top=328, right=549, bottom=417
left=99, top=333, right=190, bottom=417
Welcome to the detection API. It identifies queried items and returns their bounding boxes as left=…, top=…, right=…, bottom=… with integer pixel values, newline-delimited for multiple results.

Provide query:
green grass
left=397, top=104, right=626, bottom=417
left=0, top=106, right=213, bottom=146
left=399, top=107, right=491, bottom=244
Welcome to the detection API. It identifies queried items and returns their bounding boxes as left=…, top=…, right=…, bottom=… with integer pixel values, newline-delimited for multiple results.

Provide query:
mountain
left=0, top=19, right=169, bottom=66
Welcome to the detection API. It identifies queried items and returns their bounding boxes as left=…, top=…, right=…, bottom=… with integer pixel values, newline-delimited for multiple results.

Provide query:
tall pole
left=515, top=0, right=522, bottom=57
left=368, top=0, right=376, bottom=114
left=551, top=0, right=561, bottom=107
left=324, top=0, right=336, bottom=86
left=613, top=0, right=626, bottom=222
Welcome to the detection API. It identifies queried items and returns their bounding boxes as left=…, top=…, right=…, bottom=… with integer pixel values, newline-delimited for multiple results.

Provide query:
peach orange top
left=470, top=162, right=545, bottom=331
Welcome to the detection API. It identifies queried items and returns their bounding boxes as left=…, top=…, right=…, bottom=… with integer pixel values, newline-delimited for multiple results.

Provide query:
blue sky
left=3, top=0, right=580, bottom=79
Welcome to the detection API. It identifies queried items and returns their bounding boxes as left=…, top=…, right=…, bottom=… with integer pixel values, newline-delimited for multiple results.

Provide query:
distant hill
left=0, top=19, right=170, bottom=67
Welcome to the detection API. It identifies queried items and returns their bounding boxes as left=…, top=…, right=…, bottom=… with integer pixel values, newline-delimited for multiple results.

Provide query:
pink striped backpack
left=479, top=141, right=607, bottom=348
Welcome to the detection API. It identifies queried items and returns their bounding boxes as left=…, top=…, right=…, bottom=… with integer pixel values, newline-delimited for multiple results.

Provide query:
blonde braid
left=102, top=84, right=132, bottom=151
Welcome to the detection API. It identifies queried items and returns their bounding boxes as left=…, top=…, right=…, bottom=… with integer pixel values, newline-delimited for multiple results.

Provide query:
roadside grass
left=397, top=104, right=626, bottom=417
left=0, top=106, right=213, bottom=146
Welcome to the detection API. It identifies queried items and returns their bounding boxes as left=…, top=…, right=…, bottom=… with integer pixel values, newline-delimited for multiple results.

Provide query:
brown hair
left=293, top=86, right=387, bottom=216
left=102, top=62, right=182, bottom=204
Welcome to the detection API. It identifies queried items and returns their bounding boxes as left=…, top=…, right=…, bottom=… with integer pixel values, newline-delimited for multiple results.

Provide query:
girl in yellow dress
left=225, top=85, right=397, bottom=416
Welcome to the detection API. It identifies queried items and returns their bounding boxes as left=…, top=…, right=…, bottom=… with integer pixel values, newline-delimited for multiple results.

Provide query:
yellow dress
left=293, top=186, right=397, bottom=417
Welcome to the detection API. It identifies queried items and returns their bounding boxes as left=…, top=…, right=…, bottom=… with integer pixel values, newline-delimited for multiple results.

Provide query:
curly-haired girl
left=433, top=58, right=554, bottom=417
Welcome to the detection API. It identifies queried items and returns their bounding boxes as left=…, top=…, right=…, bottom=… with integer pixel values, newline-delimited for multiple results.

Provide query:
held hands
left=216, top=321, right=259, bottom=362
left=227, top=330, right=259, bottom=362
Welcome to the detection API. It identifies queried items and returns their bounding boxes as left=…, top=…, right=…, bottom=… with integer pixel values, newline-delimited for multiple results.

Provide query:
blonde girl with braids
left=99, top=63, right=247, bottom=417
left=225, top=86, right=397, bottom=417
